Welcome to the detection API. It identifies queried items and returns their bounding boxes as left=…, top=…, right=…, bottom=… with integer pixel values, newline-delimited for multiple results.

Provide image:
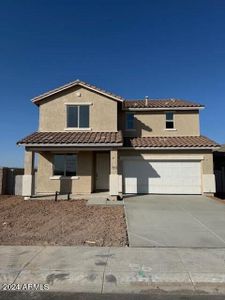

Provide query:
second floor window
left=165, top=112, right=174, bottom=129
left=126, top=112, right=134, bottom=130
left=53, top=154, right=77, bottom=176
left=67, top=105, right=89, bottom=128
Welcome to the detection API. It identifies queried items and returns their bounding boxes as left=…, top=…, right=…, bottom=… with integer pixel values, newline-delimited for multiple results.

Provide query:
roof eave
left=122, top=146, right=219, bottom=150
left=123, top=106, right=205, bottom=111
left=31, top=81, right=124, bottom=105
left=17, top=143, right=123, bottom=147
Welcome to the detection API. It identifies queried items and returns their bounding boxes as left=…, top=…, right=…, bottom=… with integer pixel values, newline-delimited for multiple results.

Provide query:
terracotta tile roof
left=31, top=79, right=204, bottom=110
left=18, top=132, right=219, bottom=149
left=124, top=99, right=204, bottom=109
left=124, top=136, right=220, bottom=148
left=17, top=131, right=123, bottom=145
left=32, top=79, right=124, bottom=104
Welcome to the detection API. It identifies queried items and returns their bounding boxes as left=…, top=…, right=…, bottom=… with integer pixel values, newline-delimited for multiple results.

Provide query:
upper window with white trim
left=126, top=112, right=134, bottom=130
left=165, top=112, right=174, bottom=129
left=67, top=105, right=89, bottom=128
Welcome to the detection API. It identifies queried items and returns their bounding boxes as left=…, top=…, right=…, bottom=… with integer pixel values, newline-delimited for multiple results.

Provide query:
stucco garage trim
left=120, top=155, right=204, bottom=161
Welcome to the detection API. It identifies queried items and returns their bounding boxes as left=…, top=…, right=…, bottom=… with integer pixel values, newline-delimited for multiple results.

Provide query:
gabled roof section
left=124, top=99, right=204, bottom=110
left=32, top=79, right=125, bottom=105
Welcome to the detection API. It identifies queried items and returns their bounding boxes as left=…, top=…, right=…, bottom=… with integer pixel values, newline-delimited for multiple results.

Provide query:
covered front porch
left=22, top=148, right=122, bottom=201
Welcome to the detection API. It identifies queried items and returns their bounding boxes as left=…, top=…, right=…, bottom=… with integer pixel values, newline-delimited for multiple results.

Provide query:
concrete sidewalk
left=0, top=246, right=225, bottom=295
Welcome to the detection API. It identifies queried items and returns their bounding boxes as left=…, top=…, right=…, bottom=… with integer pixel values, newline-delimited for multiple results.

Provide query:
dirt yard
left=0, top=196, right=128, bottom=247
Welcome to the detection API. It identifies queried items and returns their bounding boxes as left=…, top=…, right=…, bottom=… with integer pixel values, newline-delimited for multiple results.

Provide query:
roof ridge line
left=32, top=79, right=125, bottom=104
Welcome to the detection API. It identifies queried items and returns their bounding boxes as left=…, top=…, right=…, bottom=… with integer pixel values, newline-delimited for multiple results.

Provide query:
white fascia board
left=122, top=146, right=219, bottom=150
left=123, top=107, right=204, bottom=111
left=18, top=143, right=123, bottom=147
left=32, top=82, right=124, bottom=103
left=77, top=83, right=124, bottom=102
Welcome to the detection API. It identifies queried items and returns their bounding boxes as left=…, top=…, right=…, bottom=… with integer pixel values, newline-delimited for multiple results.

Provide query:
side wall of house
left=39, top=86, right=118, bottom=132
left=118, top=110, right=200, bottom=137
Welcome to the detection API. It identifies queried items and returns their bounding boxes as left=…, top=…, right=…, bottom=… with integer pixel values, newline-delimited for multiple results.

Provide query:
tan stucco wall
left=119, top=149, right=214, bottom=175
left=119, top=110, right=200, bottom=137
left=36, top=151, right=94, bottom=194
left=39, top=86, right=118, bottom=132
left=36, top=149, right=214, bottom=195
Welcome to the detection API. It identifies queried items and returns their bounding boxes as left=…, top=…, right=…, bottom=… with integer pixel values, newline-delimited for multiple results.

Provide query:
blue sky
left=0, top=0, right=225, bottom=167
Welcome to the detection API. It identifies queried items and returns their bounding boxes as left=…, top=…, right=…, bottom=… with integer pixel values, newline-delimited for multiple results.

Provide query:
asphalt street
left=1, top=292, right=225, bottom=300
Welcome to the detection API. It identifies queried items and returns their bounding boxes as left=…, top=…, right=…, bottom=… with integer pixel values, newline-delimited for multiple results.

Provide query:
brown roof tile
left=124, top=136, right=219, bottom=148
left=18, top=132, right=219, bottom=149
left=124, top=99, right=203, bottom=109
left=17, top=131, right=123, bottom=145
left=32, top=80, right=124, bottom=104
left=31, top=79, right=204, bottom=110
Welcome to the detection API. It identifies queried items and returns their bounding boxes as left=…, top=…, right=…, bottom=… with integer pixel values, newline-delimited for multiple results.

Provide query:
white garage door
left=123, top=159, right=202, bottom=194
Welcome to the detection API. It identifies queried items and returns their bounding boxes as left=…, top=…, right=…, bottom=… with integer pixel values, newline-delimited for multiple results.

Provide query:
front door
left=95, top=152, right=110, bottom=190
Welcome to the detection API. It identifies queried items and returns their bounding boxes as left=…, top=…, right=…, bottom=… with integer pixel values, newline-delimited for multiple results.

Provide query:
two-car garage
left=122, top=158, right=202, bottom=195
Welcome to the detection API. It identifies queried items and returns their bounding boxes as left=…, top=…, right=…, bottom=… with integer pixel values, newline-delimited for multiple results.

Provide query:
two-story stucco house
left=17, top=79, right=220, bottom=200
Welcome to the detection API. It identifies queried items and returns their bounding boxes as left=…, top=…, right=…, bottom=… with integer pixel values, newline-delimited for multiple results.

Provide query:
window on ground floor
left=53, top=154, right=77, bottom=176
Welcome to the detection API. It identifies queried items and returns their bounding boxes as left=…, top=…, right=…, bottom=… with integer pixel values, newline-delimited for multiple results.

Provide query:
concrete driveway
left=124, top=195, right=225, bottom=248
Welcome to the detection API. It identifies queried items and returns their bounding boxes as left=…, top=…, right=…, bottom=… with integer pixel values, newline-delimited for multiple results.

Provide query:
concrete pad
left=27, top=246, right=110, bottom=271
left=87, top=198, right=124, bottom=206
left=103, top=270, right=153, bottom=294
left=212, top=230, right=225, bottom=240
left=190, top=273, right=225, bottom=284
left=128, top=232, right=168, bottom=247
left=106, top=247, right=185, bottom=273
left=125, top=195, right=225, bottom=247
left=163, top=230, right=225, bottom=248
left=107, top=255, right=186, bottom=273
left=1, top=246, right=225, bottom=295
left=0, top=246, right=44, bottom=271
left=15, top=269, right=103, bottom=293
left=87, top=198, right=107, bottom=205
left=102, top=271, right=194, bottom=294
left=177, top=248, right=225, bottom=273
left=151, top=272, right=191, bottom=283
left=0, top=270, right=20, bottom=285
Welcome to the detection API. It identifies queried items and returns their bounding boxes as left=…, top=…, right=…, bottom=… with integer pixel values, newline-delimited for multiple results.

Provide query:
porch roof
left=17, top=131, right=123, bottom=146
left=124, top=135, right=220, bottom=149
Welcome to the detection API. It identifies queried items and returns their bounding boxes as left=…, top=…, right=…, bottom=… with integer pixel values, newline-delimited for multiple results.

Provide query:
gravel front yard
left=0, top=196, right=128, bottom=247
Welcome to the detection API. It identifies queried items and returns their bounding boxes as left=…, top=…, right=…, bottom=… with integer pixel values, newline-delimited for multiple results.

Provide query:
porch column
left=22, top=149, right=34, bottom=199
left=109, top=149, right=122, bottom=200
left=110, top=149, right=118, bottom=175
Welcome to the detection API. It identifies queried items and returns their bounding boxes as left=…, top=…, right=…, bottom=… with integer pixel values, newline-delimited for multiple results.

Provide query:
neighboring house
left=214, top=144, right=225, bottom=197
left=17, top=79, right=220, bottom=200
